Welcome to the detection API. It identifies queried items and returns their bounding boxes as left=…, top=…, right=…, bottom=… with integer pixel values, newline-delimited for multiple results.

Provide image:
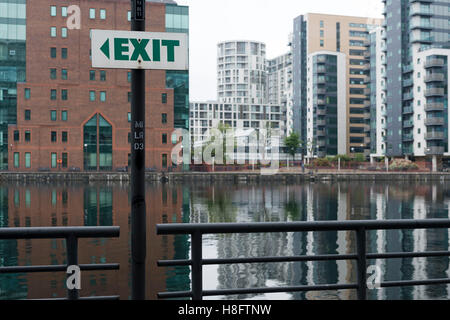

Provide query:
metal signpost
left=91, top=0, right=187, bottom=300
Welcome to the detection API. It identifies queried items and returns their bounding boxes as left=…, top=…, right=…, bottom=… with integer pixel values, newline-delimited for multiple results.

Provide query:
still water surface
left=1, top=180, right=450, bottom=300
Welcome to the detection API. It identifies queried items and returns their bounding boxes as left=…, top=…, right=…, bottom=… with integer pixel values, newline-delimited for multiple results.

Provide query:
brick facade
left=9, top=0, right=179, bottom=172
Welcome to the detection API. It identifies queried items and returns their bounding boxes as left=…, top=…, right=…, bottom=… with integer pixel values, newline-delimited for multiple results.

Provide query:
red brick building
left=9, top=0, right=189, bottom=172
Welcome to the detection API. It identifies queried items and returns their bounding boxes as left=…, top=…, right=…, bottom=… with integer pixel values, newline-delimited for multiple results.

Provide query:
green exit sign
left=91, top=30, right=188, bottom=70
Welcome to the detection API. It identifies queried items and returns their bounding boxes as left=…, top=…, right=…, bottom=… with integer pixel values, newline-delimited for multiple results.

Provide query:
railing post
left=356, top=227, right=367, bottom=300
left=191, top=231, right=203, bottom=300
left=66, top=234, right=79, bottom=300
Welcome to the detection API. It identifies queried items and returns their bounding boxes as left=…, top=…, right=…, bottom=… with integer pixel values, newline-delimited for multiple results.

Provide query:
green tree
left=284, top=132, right=302, bottom=168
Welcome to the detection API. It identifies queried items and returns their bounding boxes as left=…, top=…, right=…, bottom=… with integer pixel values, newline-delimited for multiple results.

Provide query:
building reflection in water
left=1, top=181, right=450, bottom=300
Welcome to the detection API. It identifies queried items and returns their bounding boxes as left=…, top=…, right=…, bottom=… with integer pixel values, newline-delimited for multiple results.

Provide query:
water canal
left=0, top=180, right=450, bottom=300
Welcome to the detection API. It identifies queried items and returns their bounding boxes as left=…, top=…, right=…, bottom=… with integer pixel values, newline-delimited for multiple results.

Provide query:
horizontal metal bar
left=0, top=263, right=120, bottom=274
left=367, top=251, right=450, bottom=260
left=380, top=278, right=450, bottom=288
left=158, top=254, right=358, bottom=268
left=157, top=291, right=192, bottom=299
left=203, top=283, right=359, bottom=297
left=157, top=219, right=450, bottom=236
left=0, top=226, right=120, bottom=239
left=32, top=295, right=120, bottom=301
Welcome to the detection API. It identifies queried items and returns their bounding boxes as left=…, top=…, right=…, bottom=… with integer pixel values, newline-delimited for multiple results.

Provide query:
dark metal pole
left=66, top=234, right=79, bottom=300
left=191, top=231, right=203, bottom=300
left=356, top=227, right=367, bottom=300
left=131, top=0, right=146, bottom=300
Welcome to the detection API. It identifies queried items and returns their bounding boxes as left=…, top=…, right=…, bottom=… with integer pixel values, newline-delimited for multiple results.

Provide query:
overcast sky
left=174, top=0, right=384, bottom=101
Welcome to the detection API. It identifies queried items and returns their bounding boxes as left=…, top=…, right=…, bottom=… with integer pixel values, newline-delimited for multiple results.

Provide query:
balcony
left=425, top=146, right=445, bottom=155
left=403, top=106, right=414, bottom=115
left=403, top=92, right=414, bottom=101
left=424, top=102, right=444, bottom=112
left=403, top=134, right=414, bottom=142
left=364, top=136, right=371, bottom=145
left=403, top=120, right=414, bottom=128
left=363, top=112, right=371, bottom=121
left=424, top=73, right=445, bottom=82
left=425, top=132, right=445, bottom=140
left=425, top=117, right=445, bottom=126
left=317, top=119, right=327, bottom=126
left=317, top=88, right=327, bottom=95
left=317, top=99, right=326, bottom=106
left=424, top=59, right=444, bottom=69
left=317, top=108, right=326, bottom=116
left=363, top=76, right=371, bottom=84
left=363, top=63, right=371, bottom=71
left=317, top=129, right=326, bottom=136
left=363, top=88, right=371, bottom=96
left=317, top=140, right=326, bottom=147
left=424, top=88, right=445, bottom=97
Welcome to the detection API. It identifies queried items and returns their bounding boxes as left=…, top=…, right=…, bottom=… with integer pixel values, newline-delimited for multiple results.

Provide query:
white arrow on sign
left=91, top=29, right=188, bottom=70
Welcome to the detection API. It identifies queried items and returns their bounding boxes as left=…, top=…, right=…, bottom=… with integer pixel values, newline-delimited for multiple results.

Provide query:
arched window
left=83, top=114, right=112, bottom=171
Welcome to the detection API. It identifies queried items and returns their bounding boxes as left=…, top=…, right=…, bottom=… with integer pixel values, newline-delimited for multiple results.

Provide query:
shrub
left=313, top=158, right=331, bottom=167
left=389, top=159, right=419, bottom=171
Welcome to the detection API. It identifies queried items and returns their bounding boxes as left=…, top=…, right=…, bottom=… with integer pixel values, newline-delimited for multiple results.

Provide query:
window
left=90, top=91, right=96, bottom=101
left=14, top=153, right=19, bottom=168
left=25, top=88, right=30, bottom=99
left=50, top=89, right=57, bottom=100
left=100, top=9, right=106, bottom=20
left=61, top=69, right=68, bottom=80
left=61, top=111, right=68, bottom=121
left=50, top=6, right=57, bottom=16
left=50, top=27, right=57, bottom=37
left=61, top=27, right=67, bottom=38
left=61, top=48, right=68, bottom=59
left=128, top=112, right=131, bottom=122
left=100, top=70, right=106, bottom=81
left=61, top=89, right=68, bottom=100
left=162, top=93, right=167, bottom=104
left=128, top=92, right=132, bottom=103
left=62, top=153, right=68, bottom=168
left=320, top=20, right=324, bottom=28
left=127, top=71, right=131, bottom=82
left=62, top=6, right=68, bottom=17
left=62, top=131, right=68, bottom=142
left=25, top=110, right=31, bottom=121
left=51, top=131, right=57, bottom=142
left=89, top=8, right=96, bottom=19
left=51, top=47, right=57, bottom=58
left=50, top=68, right=57, bottom=79
left=90, top=70, right=96, bottom=80
left=51, top=153, right=57, bottom=168
left=14, top=130, right=19, bottom=142
left=51, top=110, right=57, bottom=121
left=162, top=133, right=167, bottom=144
left=162, top=113, right=167, bottom=124
left=25, top=130, right=31, bottom=142
left=25, top=153, right=31, bottom=169
left=100, top=91, right=106, bottom=102
left=162, top=154, right=168, bottom=168
left=127, top=11, right=131, bottom=21
left=320, top=40, right=324, bottom=47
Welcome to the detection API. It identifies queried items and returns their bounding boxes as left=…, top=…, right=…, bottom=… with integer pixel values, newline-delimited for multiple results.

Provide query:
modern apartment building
left=306, top=51, right=347, bottom=159
left=217, top=40, right=267, bottom=105
left=380, top=0, right=450, bottom=169
left=0, top=0, right=26, bottom=170
left=6, top=0, right=188, bottom=172
left=292, top=13, right=382, bottom=157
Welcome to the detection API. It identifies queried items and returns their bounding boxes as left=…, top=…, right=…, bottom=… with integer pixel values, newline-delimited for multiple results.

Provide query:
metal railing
left=0, top=226, right=120, bottom=300
left=157, top=219, right=450, bottom=300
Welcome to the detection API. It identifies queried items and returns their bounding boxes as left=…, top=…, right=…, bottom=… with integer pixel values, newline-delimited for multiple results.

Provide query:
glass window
left=84, top=115, right=97, bottom=171
left=61, top=27, right=67, bottom=38
left=50, top=68, right=57, bottom=79
left=100, top=70, right=106, bottom=81
left=14, top=130, right=19, bottom=141
left=62, top=131, right=68, bottom=142
left=51, top=131, right=57, bottom=142
left=100, top=9, right=106, bottom=20
left=162, top=154, right=168, bottom=168
left=90, top=91, right=96, bottom=101
left=89, top=8, right=96, bottom=19
left=162, top=133, right=167, bottom=144
left=62, top=6, right=68, bottom=17
left=51, top=47, right=57, bottom=58
left=50, top=6, right=57, bottom=17
left=14, top=153, right=19, bottom=168
left=100, top=91, right=106, bottom=102
left=50, top=89, right=57, bottom=100
left=25, top=130, right=30, bottom=142
left=61, top=111, right=68, bottom=121
left=25, top=153, right=31, bottom=168
left=25, top=110, right=31, bottom=121
left=128, top=112, right=131, bottom=122
left=51, top=153, right=57, bottom=168
left=25, top=88, right=30, bottom=99
left=50, top=26, right=57, bottom=37
left=127, top=11, right=131, bottom=21
left=51, top=110, right=57, bottom=121
left=162, top=93, right=167, bottom=104
left=90, top=70, right=96, bottom=80
left=61, top=69, right=68, bottom=80
left=98, top=115, right=112, bottom=171
left=62, top=153, right=68, bottom=168
left=162, top=113, right=167, bottom=124
left=61, top=48, right=68, bottom=59
left=61, top=89, right=68, bottom=100
left=127, top=71, right=131, bottom=82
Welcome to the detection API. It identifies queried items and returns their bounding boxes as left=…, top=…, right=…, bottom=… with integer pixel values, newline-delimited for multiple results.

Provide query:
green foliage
left=389, top=159, right=419, bottom=171
left=354, top=153, right=366, bottom=163
left=284, top=132, right=302, bottom=157
left=313, top=158, right=331, bottom=167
